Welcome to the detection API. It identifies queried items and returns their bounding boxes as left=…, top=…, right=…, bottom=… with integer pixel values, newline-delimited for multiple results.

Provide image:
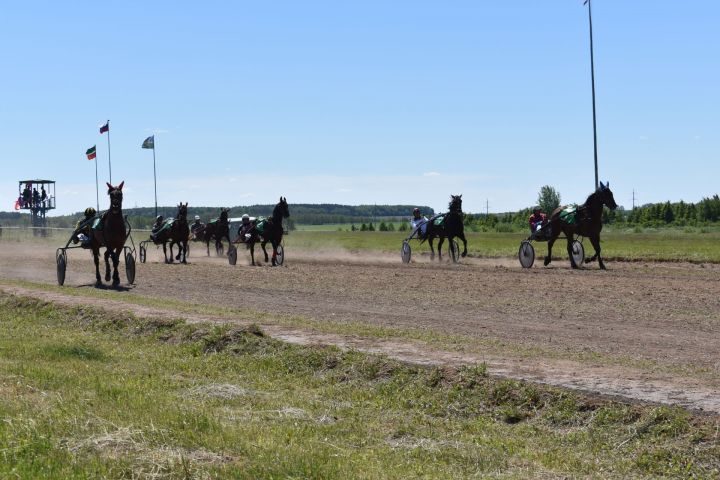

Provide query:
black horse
left=241, top=197, right=290, bottom=266
left=424, top=194, right=468, bottom=262
left=167, top=202, right=190, bottom=264
left=201, top=208, right=231, bottom=256
left=90, top=182, right=127, bottom=287
left=545, top=181, right=618, bottom=269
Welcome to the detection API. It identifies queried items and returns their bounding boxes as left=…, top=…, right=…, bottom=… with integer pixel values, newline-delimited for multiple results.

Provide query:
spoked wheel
left=401, top=240, right=411, bottom=264
left=275, top=244, right=285, bottom=266
left=228, top=245, right=237, bottom=266
left=571, top=240, right=585, bottom=267
left=518, top=240, right=535, bottom=269
left=124, top=248, right=136, bottom=284
left=449, top=240, right=460, bottom=264
left=56, top=249, right=67, bottom=286
left=139, top=244, right=147, bottom=263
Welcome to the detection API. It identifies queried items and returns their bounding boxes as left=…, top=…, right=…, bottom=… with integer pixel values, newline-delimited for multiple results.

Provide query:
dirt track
left=2, top=241, right=720, bottom=413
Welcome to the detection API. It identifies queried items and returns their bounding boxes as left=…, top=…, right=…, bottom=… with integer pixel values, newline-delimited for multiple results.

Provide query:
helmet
left=156, top=215, right=163, bottom=221
left=241, top=214, right=249, bottom=220
left=413, top=208, right=420, bottom=214
left=533, top=206, right=541, bottom=213
left=84, top=207, right=96, bottom=216
left=194, top=215, right=200, bottom=220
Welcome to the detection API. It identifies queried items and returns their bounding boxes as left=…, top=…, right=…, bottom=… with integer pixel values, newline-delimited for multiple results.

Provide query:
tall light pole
left=585, top=0, right=599, bottom=189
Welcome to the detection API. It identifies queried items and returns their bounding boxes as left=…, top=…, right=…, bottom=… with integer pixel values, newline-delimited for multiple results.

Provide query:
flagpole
left=106, top=119, right=112, bottom=184
left=94, top=154, right=99, bottom=212
left=153, top=138, right=158, bottom=218
left=586, top=0, right=599, bottom=189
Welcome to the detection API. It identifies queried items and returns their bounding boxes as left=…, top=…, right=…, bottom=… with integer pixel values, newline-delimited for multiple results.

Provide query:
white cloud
left=423, top=171, right=441, bottom=177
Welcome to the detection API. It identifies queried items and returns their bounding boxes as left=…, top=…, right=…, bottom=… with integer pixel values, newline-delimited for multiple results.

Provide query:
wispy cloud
left=423, top=171, right=441, bottom=177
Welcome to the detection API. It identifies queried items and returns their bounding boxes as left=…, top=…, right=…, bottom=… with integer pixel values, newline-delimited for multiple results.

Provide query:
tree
left=537, top=185, right=561, bottom=214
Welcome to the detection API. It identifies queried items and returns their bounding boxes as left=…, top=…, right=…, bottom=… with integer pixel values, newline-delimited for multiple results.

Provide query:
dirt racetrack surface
left=2, top=240, right=720, bottom=414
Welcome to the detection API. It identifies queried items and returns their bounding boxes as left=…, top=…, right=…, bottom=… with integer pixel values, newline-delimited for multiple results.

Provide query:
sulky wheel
left=56, top=250, right=67, bottom=286
left=401, top=240, right=411, bottom=264
left=571, top=240, right=585, bottom=267
left=275, top=244, right=285, bottom=266
left=518, top=240, right=535, bottom=269
left=450, top=240, right=460, bottom=264
left=227, top=245, right=237, bottom=265
left=139, top=244, right=147, bottom=263
left=125, top=250, right=136, bottom=284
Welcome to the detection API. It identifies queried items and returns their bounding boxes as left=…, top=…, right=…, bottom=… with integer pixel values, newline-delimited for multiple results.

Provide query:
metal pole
left=153, top=139, right=158, bottom=218
left=587, top=0, right=599, bottom=189
left=95, top=155, right=99, bottom=212
left=106, top=119, right=112, bottom=184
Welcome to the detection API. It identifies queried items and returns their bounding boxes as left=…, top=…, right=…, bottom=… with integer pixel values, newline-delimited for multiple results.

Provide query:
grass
left=0, top=292, right=718, bottom=478
left=4, top=226, right=720, bottom=262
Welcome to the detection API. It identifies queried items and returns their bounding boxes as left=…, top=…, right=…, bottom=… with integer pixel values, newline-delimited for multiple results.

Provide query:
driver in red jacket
left=528, top=206, right=547, bottom=235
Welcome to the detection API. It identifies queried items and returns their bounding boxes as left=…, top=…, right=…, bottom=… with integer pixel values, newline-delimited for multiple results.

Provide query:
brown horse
left=242, top=197, right=290, bottom=266
left=201, top=208, right=231, bottom=256
left=424, top=194, right=468, bottom=261
left=90, top=182, right=127, bottom=287
left=544, top=181, right=618, bottom=269
left=167, top=202, right=190, bottom=264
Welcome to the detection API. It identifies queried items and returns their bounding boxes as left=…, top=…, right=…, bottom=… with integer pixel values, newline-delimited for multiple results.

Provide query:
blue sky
left=1, top=1, right=717, bottom=215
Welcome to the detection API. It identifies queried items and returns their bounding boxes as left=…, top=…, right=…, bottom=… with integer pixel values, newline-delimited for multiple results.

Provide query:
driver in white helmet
left=237, top=213, right=255, bottom=243
left=410, top=207, right=428, bottom=239
left=190, top=215, right=204, bottom=237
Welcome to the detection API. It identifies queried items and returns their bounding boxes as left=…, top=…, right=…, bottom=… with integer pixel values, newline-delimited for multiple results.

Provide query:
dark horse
left=202, top=208, right=231, bottom=256
left=424, top=194, right=468, bottom=262
left=90, top=182, right=127, bottom=287
left=243, top=197, right=290, bottom=266
left=167, top=202, right=190, bottom=264
left=544, top=181, right=618, bottom=269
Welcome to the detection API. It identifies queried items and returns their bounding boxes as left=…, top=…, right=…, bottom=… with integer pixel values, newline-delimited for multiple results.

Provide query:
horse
left=167, top=202, right=190, bottom=264
left=90, top=182, right=127, bottom=287
left=544, top=181, right=618, bottom=269
left=201, top=208, right=231, bottom=256
left=242, top=197, right=290, bottom=266
left=424, top=194, right=468, bottom=262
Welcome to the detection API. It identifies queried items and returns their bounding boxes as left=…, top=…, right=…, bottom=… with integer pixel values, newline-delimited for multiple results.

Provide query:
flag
left=86, top=145, right=97, bottom=160
left=142, top=135, right=154, bottom=149
left=99, top=121, right=109, bottom=134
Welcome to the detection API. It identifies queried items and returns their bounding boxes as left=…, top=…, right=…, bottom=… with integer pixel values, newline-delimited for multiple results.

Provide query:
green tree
left=537, top=185, right=561, bottom=214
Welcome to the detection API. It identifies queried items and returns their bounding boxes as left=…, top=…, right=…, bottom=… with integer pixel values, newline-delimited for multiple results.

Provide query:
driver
left=237, top=214, right=255, bottom=243
left=150, top=215, right=164, bottom=241
left=73, top=207, right=97, bottom=247
left=410, top=208, right=428, bottom=239
left=528, top=206, right=547, bottom=235
left=191, top=215, right=204, bottom=237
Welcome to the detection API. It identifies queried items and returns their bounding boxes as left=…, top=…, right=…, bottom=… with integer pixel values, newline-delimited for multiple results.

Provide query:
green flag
left=86, top=145, right=96, bottom=160
left=142, top=135, right=154, bottom=149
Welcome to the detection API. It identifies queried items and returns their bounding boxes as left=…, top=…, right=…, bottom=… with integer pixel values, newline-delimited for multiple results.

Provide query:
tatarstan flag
left=86, top=145, right=97, bottom=160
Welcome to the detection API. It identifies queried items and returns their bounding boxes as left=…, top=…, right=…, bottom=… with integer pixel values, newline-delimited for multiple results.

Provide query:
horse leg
left=544, top=230, right=559, bottom=266
left=104, top=250, right=112, bottom=281
left=182, top=240, right=188, bottom=264
left=111, top=248, right=121, bottom=287
left=261, top=240, right=269, bottom=263
left=162, top=243, right=169, bottom=263
left=93, top=249, right=102, bottom=285
left=458, top=231, right=468, bottom=257
left=270, top=240, right=278, bottom=267
left=205, top=238, right=210, bottom=256
left=589, top=234, right=605, bottom=270
left=437, top=237, right=444, bottom=262
left=249, top=242, right=256, bottom=266
left=169, top=242, right=175, bottom=263
left=566, top=236, right=579, bottom=269
left=428, top=237, right=435, bottom=260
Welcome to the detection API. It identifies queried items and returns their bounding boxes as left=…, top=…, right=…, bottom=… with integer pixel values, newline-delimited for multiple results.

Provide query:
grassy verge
left=0, top=293, right=718, bottom=478
left=3, top=278, right=716, bottom=382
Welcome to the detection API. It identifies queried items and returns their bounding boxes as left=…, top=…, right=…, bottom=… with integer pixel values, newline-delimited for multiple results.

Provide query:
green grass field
left=1, top=293, right=718, bottom=478
left=3, top=226, right=720, bottom=263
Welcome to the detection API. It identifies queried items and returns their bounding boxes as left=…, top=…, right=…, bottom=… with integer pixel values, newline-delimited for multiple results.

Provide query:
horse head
left=274, top=196, right=290, bottom=221
left=598, top=182, right=618, bottom=210
left=220, top=208, right=229, bottom=224
left=106, top=181, right=124, bottom=214
left=449, top=194, right=463, bottom=213
left=177, top=202, right=188, bottom=221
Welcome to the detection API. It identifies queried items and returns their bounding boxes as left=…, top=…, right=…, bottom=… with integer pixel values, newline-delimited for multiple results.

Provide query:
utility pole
left=585, top=0, right=599, bottom=189
left=486, top=198, right=489, bottom=217
left=632, top=189, right=636, bottom=210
